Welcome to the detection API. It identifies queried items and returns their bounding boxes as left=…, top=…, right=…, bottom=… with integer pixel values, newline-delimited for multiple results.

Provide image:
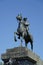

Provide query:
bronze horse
left=14, top=14, right=33, bottom=50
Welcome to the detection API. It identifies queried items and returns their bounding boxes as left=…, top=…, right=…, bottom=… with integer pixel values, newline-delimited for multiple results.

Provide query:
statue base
left=1, top=46, right=43, bottom=65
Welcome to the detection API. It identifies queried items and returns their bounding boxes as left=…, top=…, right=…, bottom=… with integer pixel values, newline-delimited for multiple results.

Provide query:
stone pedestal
left=1, top=47, right=43, bottom=65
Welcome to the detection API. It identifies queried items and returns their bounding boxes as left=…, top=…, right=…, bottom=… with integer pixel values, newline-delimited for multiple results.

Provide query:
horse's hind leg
left=29, top=34, right=33, bottom=50
left=25, top=43, right=27, bottom=47
left=31, top=42, right=33, bottom=51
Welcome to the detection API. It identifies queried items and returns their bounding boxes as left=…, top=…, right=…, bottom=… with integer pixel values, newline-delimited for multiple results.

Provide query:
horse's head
left=16, top=14, right=22, bottom=21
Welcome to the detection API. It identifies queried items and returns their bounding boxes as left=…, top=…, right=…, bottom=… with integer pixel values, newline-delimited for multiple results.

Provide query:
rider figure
left=16, top=14, right=30, bottom=39
left=23, top=17, right=30, bottom=32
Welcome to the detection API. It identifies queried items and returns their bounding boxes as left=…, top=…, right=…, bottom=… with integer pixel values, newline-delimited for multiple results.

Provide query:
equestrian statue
left=14, top=14, right=33, bottom=50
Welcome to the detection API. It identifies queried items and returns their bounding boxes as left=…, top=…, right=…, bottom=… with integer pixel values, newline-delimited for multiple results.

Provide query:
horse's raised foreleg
left=14, top=32, right=20, bottom=41
left=14, top=32, right=18, bottom=41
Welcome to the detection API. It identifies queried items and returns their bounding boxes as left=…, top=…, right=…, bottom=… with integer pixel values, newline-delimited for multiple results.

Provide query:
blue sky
left=0, top=0, right=43, bottom=61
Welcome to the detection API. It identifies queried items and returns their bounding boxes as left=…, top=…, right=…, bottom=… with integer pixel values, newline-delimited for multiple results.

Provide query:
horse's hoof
left=15, top=39, right=17, bottom=42
left=14, top=38, right=17, bottom=42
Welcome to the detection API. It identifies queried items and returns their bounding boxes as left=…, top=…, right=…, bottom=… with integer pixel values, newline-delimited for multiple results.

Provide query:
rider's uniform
left=18, top=19, right=29, bottom=32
